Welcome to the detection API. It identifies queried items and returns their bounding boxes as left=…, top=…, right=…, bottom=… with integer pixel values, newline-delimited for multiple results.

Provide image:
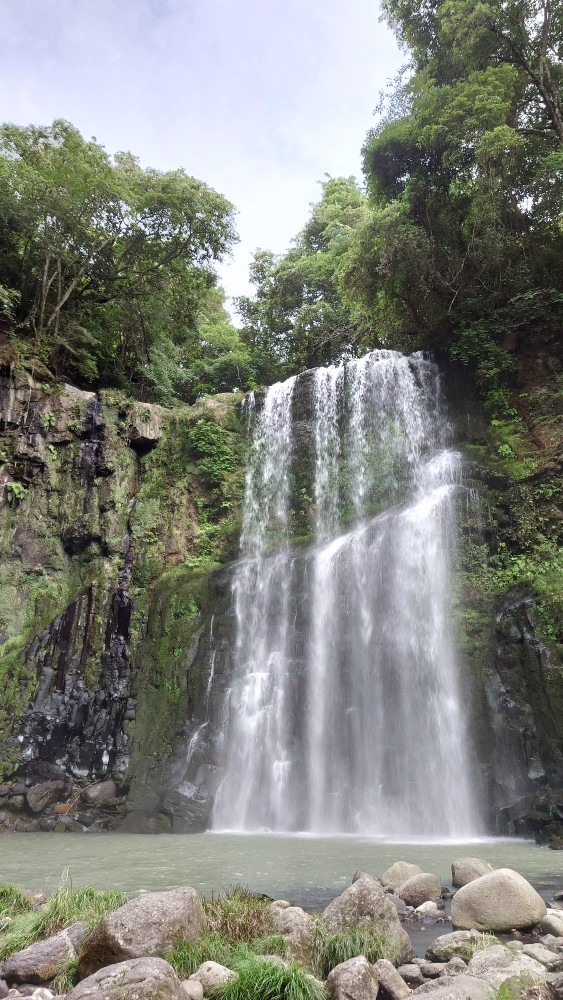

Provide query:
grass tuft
left=0, top=869, right=127, bottom=961
left=52, top=955, right=80, bottom=994
left=311, top=920, right=396, bottom=979
left=203, top=885, right=273, bottom=943
left=165, top=933, right=256, bottom=978
left=251, top=934, right=288, bottom=957
left=215, top=959, right=326, bottom=1000
left=0, top=885, right=34, bottom=917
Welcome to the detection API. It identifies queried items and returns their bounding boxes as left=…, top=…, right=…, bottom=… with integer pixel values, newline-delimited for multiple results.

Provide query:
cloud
left=1, top=0, right=401, bottom=306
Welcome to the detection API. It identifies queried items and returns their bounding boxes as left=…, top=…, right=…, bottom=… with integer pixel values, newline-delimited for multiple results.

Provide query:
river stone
left=81, top=781, right=116, bottom=805
left=451, top=869, right=547, bottom=931
left=442, top=958, right=468, bottom=976
left=416, top=901, right=443, bottom=918
left=67, top=957, right=186, bottom=999
left=542, top=911, right=563, bottom=937
left=188, top=962, right=236, bottom=994
left=547, top=971, right=563, bottom=1000
left=418, top=961, right=447, bottom=978
left=181, top=981, right=204, bottom=1000
left=373, top=959, right=410, bottom=1000
left=380, top=863, right=424, bottom=891
left=397, top=964, right=423, bottom=986
left=0, top=923, right=88, bottom=984
left=327, top=956, right=379, bottom=1000
left=467, top=945, right=547, bottom=989
left=79, top=887, right=205, bottom=978
left=25, top=782, right=68, bottom=814
left=323, top=876, right=413, bottom=965
left=426, top=930, right=491, bottom=963
left=411, top=974, right=490, bottom=1000
left=386, top=894, right=409, bottom=916
left=522, top=944, right=563, bottom=970
left=270, top=904, right=311, bottom=962
left=399, top=874, right=441, bottom=908
left=451, top=859, right=494, bottom=888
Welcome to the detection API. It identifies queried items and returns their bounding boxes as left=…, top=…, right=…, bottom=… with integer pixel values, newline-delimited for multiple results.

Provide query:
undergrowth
left=203, top=884, right=273, bottom=943
left=311, top=921, right=396, bottom=979
left=215, top=959, right=326, bottom=1000
left=0, top=869, right=126, bottom=961
left=166, top=931, right=289, bottom=980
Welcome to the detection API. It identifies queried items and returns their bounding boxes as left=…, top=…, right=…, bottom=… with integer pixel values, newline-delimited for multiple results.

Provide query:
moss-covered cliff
left=0, top=373, right=245, bottom=831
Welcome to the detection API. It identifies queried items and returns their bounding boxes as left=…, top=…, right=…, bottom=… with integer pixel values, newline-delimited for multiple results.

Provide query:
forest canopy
left=1, top=0, right=562, bottom=407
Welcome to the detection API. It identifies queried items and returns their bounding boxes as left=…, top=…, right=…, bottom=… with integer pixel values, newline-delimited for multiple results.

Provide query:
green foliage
left=165, top=933, right=256, bottom=978
left=52, top=956, right=80, bottom=995
left=6, top=481, right=28, bottom=503
left=0, top=885, right=34, bottom=917
left=0, top=870, right=126, bottom=960
left=215, top=960, right=326, bottom=1000
left=0, top=119, right=246, bottom=400
left=203, top=885, right=274, bottom=943
left=311, top=920, right=396, bottom=979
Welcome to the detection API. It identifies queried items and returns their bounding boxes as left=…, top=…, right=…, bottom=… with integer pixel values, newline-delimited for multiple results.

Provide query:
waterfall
left=213, top=350, right=481, bottom=837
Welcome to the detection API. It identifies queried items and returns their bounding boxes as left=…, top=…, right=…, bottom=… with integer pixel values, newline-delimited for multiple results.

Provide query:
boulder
left=327, top=956, right=379, bottom=1000
left=380, top=863, right=424, bottom=891
left=451, top=859, right=494, bottom=889
left=126, top=404, right=163, bottom=452
left=426, top=930, right=492, bottom=963
left=25, top=782, right=68, bottom=814
left=386, top=894, right=409, bottom=916
left=417, top=961, right=447, bottom=979
left=467, top=945, right=546, bottom=990
left=522, top=944, right=563, bottom=970
left=442, top=958, right=468, bottom=977
left=323, top=875, right=413, bottom=965
left=270, top=904, right=311, bottom=962
left=397, top=964, right=423, bottom=986
left=542, top=911, right=563, bottom=937
left=373, top=959, right=411, bottom=1000
left=411, top=974, right=490, bottom=1000
left=451, top=869, right=547, bottom=932
left=67, top=957, right=186, bottom=999
left=79, top=888, right=205, bottom=978
left=540, top=935, right=563, bottom=952
left=182, top=981, right=204, bottom=1000
left=547, top=971, right=563, bottom=1000
left=399, top=874, right=441, bottom=908
left=81, top=782, right=116, bottom=805
left=0, top=923, right=88, bottom=984
left=188, top=962, right=236, bottom=995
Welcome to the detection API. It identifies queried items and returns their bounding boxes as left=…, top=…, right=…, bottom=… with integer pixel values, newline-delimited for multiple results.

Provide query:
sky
left=1, top=0, right=402, bottom=312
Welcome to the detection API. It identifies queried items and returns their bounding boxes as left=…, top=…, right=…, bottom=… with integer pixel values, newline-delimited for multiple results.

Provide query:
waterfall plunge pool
left=1, top=833, right=561, bottom=904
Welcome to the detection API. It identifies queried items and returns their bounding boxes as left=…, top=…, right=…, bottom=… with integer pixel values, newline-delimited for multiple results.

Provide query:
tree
left=0, top=120, right=239, bottom=393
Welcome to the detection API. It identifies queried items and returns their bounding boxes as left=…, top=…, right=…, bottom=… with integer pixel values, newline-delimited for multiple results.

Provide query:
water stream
left=213, top=351, right=481, bottom=836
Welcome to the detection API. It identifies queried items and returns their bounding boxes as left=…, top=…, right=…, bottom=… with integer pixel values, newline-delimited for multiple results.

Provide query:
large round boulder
left=380, top=863, right=424, bottom=891
left=398, top=874, right=441, bottom=908
left=450, top=868, right=547, bottom=931
left=79, top=887, right=205, bottom=979
left=67, top=957, right=186, bottom=999
left=327, top=956, right=379, bottom=1000
left=323, top=875, right=413, bottom=965
left=451, top=858, right=494, bottom=888
left=425, top=929, right=500, bottom=963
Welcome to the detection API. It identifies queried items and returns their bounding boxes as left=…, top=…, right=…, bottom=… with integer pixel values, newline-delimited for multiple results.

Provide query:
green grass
left=215, top=959, right=326, bottom=1000
left=203, top=885, right=273, bottom=943
left=166, top=933, right=256, bottom=978
left=311, top=921, right=396, bottom=979
left=0, top=885, right=34, bottom=917
left=0, top=870, right=127, bottom=961
left=52, top=955, right=80, bottom=994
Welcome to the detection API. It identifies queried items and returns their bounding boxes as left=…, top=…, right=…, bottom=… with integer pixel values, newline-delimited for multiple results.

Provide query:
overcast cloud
left=1, top=0, right=401, bottom=309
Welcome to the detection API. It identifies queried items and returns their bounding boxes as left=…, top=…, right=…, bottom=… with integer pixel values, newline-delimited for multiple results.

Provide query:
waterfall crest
left=213, top=350, right=481, bottom=837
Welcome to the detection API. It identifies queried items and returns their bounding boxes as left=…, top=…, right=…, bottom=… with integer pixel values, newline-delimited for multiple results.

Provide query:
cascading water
left=213, top=350, right=481, bottom=837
